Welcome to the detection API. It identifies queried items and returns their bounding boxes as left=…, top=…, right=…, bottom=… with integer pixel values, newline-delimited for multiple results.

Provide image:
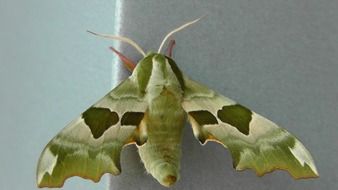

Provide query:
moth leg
left=166, top=39, right=176, bottom=57
left=109, top=47, right=136, bottom=72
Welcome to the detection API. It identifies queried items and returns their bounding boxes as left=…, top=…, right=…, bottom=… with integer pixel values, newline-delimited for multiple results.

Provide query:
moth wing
left=182, top=78, right=318, bottom=178
left=37, top=78, right=148, bottom=188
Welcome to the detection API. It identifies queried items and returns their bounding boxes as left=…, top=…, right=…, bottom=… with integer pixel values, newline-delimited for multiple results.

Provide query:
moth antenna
left=87, top=30, right=146, bottom=57
left=157, top=17, right=203, bottom=53
left=167, top=39, right=176, bottom=57
left=109, top=47, right=136, bottom=72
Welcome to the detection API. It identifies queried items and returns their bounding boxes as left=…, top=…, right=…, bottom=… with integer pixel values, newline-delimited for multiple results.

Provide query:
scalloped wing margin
left=182, top=78, right=318, bottom=178
left=37, top=78, right=148, bottom=187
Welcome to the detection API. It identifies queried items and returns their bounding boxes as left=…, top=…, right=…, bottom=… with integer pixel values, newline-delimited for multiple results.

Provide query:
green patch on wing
left=189, top=110, right=218, bottom=125
left=121, top=112, right=144, bottom=126
left=83, top=107, right=119, bottom=139
left=110, top=79, right=142, bottom=99
left=217, top=104, right=252, bottom=135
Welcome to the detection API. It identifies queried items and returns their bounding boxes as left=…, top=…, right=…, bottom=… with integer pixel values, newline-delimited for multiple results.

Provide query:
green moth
left=37, top=18, right=318, bottom=188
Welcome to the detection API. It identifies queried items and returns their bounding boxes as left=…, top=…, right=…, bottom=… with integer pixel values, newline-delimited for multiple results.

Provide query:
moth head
left=132, top=52, right=185, bottom=91
left=87, top=17, right=202, bottom=57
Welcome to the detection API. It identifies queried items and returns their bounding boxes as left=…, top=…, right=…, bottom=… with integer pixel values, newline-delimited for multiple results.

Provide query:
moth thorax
left=152, top=54, right=167, bottom=75
left=147, top=56, right=167, bottom=86
left=145, top=54, right=183, bottom=103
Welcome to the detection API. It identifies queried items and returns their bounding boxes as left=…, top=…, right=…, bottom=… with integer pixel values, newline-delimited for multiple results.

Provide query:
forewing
left=37, top=78, right=148, bottom=187
left=182, top=78, right=318, bottom=178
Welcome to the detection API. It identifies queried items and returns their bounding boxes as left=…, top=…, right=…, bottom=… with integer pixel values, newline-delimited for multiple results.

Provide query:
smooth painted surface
left=0, top=1, right=116, bottom=189
left=109, top=0, right=338, bottom=190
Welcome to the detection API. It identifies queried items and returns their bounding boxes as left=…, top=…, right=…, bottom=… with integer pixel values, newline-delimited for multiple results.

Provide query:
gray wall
left=0, top=1, right=116, bottom=189
left=110, top=0, right=338, bottom=190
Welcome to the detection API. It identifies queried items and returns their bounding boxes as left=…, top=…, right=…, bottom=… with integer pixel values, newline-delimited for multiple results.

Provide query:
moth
left=37, top=18, right=318, bottom=188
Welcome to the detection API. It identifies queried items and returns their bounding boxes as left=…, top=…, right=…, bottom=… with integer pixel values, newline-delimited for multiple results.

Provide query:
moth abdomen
left=138, top=142, right=182, bottom=187
left=138, top=120, right=184, bottom=187
left=138, top=90, right=186, bottom=187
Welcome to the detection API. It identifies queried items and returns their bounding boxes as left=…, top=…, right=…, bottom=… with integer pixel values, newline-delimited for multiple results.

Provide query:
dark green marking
left=166, top=56, right=185, bottom=90
left=154, top=54, right=167, bottom=77
left=121, top=112, right=144, bottom=126
left=217, top=104, right=252, bottom=135
left=189, top=110, right=218, bottom=125
left=82, top=107, right=119, bottom=139
left=136, top=53, right=155, bottom=92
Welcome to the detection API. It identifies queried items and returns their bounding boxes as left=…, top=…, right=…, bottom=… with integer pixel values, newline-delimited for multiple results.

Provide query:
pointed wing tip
left=293, top=173, right=319, bottom=179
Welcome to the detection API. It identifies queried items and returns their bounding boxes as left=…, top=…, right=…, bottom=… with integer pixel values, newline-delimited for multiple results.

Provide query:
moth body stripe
left=133, top=53, right=155, bottom=92
left=166, top=56, right=185, bottom=90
